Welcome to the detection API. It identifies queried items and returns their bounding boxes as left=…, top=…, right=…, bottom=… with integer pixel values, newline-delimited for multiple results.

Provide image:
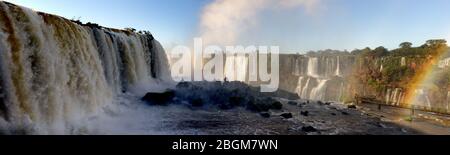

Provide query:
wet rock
left=176, top=82, right=192, bottom=89
left=219, top=102, right=238, bottom=110
left=302, top=126, right=317, bottom=132
left=300, top=111, right=309, bottom=116
left=247, top=100, right=270, bottom=112
left=246, top=98, right=283, bottom=112
left=229, top=96, right=245, bottom=106
left=142, top=90, right=175, bottom=105
left=271, top=101, right=283, bottom=110
left=367, top=122, right=383, bottom=128
left=280, top=113, right=293, bottom=119
left=331, top=113, right=337, bottom=116
left=317, top=101, right=324, bottom=105
left=347, top=105, right=357, bottom=109
left=191, top=98, right=204, bottom=107
left=341, top=111, right=350, bottom=115
left=260, top=112, right=271, bottom=118
left=288, top=101, right=298, bottom=106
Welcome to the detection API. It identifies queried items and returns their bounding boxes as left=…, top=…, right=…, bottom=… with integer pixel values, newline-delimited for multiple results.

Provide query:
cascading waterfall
left=307, top=57, right=319, bottom=78
left=385, top=88, right=405, bottom=106
left=401, top=57, right=407, bottom=66
left=295, top=76, right=304, bottom=97
left=310, top=79, right=328, bottom=101
left=0, top=2, right=171, bottom=134
left=301, top=77, right=311, bottom=99
left=335, top=56, right=341, bottom=77
left=293, top=58, right=301, bottom=76
left=293, top=55, right=351, bottom=102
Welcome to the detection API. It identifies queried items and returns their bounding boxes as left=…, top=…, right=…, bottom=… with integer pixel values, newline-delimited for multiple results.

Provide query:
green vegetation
left=352, top=39, right=449, bottom=106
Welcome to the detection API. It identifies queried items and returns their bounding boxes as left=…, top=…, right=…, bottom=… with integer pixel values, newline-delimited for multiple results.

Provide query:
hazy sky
left=4, top=0, right=450, bottom=53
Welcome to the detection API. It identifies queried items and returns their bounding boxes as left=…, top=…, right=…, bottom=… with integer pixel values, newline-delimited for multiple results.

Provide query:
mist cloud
left=199, top=0, right=321, bottom=46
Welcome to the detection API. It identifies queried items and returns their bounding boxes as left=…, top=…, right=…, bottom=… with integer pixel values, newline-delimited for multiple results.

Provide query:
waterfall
left=386, top=88, right=404, bottom=106
left=307, top=57, right=319, bottom=78
left=301, top=78, right=311, bottom=99
left=392, top=89, right=399, bottom=106
left=310, top=79, right=328, bottom=101
left=335, top=56, right=342, bottom=77
left=385, top=89, right=392, bottom=104
left=292, top=56, right=352, bottom=102
left=295, top=76, right=304, bottom=97
left=0, top=2, right=171, bottom=134
left=294, top=58, right=301, bottom=76
left=401, top=57, right=406, bottom=66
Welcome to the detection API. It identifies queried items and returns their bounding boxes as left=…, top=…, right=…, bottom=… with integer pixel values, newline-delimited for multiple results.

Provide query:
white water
left=0, top=2, right=173, bottom=134
left=335, top=56, right=342, bottom=77
left=294, top=56, right=348, bottom=102
left=310, top=79, right=328, bottom=101
left=385, top=88, right=405, bottom=106
left=307, top=57, right=320, bottom=78
left=401, top=57, right=407, bottom=66
left=301, top=77, right=311, bottom=99
left=294, top=58, right=301, bottom=76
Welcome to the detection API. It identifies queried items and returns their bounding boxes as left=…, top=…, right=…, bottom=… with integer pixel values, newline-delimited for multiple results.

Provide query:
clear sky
left=4, top=0, right=450, bottom=53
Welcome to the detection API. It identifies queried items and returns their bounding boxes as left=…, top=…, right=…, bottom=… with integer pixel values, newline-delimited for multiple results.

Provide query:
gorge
left=0, top=1, right=449, bottom=135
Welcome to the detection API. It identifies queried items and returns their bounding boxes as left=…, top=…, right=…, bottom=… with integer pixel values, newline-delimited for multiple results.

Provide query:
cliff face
left=0, top=1, right=171, bottom=134
left=278, top=47, right=450, bottom=113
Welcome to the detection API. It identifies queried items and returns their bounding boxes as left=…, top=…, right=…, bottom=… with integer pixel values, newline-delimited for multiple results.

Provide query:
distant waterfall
left=310, top=79, right=328, bottom=101
left=385, top=88, right=405, bottom=106
left=293, top=55, right=353, bottom=102
left=0, top=2, right=171, bottom=134
left=307, top=57, right=319, bottom=78
left=335, top=56, right=342, bottom=77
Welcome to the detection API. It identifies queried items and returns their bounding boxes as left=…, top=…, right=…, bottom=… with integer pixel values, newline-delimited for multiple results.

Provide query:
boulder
left=271, top=101, right=283, bottom=110
left=300, top=111, right=309, bottom=116
left=229, top=96, right=245, bottom=106
left=260, top=112, right=271, bottom=118
left=288, top=101, right=298, bottom=106
left=191, top=98, right=204, bottom=107
left=142, top=90, right=175, bottom=105
left=302, top=126, right=318, bottom=132
left=246, top=98, right=283, bottom=112
left=317, top=101, right=324, bottom=105
left=176, top=82, right=191, bottom=89
left=280, top=113, right=293, bottom=119
left=347, top=105, right=357, bottom=109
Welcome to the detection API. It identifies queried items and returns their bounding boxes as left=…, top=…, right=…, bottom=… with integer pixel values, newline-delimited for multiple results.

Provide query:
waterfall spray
left=0, top=2, right=172, bottom=134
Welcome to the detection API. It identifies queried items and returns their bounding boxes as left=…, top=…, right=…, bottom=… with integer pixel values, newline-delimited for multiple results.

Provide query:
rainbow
left=404, top=46, right=448, bottom=108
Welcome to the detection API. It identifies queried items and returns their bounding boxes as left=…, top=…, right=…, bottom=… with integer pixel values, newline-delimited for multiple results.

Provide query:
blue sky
left=4, top=0, right=450, bottom=53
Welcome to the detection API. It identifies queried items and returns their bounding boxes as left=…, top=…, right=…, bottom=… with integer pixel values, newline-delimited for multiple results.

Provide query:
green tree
left=425, top=39, right=447, bottom=47
left=399, top=42, right=413, bottom=49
